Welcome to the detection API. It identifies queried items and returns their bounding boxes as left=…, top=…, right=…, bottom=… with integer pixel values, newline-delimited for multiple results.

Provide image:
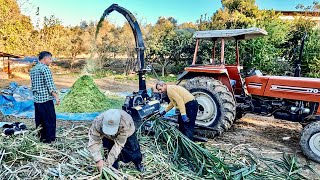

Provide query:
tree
left=179, top=22, right=198, bottom=30
left=304, top=29, right=320, bottom=77
left=117, top=22, right=136, bottom=75
left=239, top=10, right=292, bottom=74
left=40, top=15, right=70, bottom=56
left=80, top=20, right=96, bottom=54
left=198, top=0, right=294, bottom=75
left=170, top=29, right=195, bottom=65
left=286, top=2, right=319, bottom=76
left=146, top=17, right=177, bottom=76
left=207, top=0, right=261, bottom=30
left=0, top=0, right=33, bottom=55
left=96, top=20, right=118, bottom=60
left=68, top=26, right=87, bottom=68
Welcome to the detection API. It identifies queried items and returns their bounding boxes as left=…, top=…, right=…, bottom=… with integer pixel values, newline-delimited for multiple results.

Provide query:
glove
left=160, top=110, right=166, bottom=117
left=182, top=115, right=189, bottom=122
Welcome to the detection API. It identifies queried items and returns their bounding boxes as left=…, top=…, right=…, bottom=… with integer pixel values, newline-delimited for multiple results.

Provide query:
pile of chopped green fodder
left=0, top=118, right=319, bottom=179
left=56, top=75, right=124, bottom=113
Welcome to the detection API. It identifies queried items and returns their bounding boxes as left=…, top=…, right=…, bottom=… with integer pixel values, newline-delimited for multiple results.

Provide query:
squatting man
left=88, top=109, right=144, bottom=172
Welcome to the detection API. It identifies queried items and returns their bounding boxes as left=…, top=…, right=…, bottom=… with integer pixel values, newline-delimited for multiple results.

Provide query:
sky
left=19, top=0, right=317, bottom=27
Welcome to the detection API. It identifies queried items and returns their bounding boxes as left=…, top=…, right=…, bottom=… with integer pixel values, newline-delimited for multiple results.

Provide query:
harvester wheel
left=184, top=77, right=236, bottom=138
left=300, top=121, right=320, bottom=163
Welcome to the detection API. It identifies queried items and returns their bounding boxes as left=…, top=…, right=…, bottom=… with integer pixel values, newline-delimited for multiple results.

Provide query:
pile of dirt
left=56, top=75, right=123, bottom=113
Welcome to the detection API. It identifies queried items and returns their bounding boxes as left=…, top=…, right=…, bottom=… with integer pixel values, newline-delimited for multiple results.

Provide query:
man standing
left=30, top=51, right=59, bottom=143
left=156, top=81, right=198, bottom=140
left=88, top=109, right=144, bottom=172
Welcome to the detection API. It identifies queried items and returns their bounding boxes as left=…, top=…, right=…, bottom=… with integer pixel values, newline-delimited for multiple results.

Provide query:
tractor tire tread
left=184, top=76, right=236, bottom=138
left=300, top=121, right=320, bottom=163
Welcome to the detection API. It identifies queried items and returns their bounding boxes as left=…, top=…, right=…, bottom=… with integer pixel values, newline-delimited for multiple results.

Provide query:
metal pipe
left=221, top=38, right=225, bottom=64
left=236, top=40, right=239, bottom=65
left=192, top=39, right=199, bottom=65
left=212, top=40, right=216, bottom=65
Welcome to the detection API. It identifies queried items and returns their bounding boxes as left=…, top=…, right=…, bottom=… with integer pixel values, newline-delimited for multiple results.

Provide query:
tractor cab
left=178, top=27, right=268, bottom=95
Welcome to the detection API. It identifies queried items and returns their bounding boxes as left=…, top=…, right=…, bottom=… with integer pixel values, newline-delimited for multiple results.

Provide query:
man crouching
left=88, top=109, right=144, bottom=172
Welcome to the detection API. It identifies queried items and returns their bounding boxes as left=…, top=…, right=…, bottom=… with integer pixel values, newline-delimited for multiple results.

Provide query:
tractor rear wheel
left=184, top=77, right=236, bottom=138
left=300, top=121, right=320, bottom=163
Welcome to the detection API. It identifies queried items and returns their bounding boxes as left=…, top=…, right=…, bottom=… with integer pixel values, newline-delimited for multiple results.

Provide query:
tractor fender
left=177, top=71, right=234, bottom=94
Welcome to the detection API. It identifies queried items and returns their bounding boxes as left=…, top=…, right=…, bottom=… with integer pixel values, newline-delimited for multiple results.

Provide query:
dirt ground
left=0, top=72, right=157, bottom=92
left=1, top=71, right=320, bottom=178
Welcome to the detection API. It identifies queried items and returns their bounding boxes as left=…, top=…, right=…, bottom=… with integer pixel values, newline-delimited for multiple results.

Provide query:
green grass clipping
left=56, top=75, right=124, bottom=113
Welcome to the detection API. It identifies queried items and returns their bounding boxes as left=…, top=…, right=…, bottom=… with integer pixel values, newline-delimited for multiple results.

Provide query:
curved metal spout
left=96, top=4, right=146, bottom=92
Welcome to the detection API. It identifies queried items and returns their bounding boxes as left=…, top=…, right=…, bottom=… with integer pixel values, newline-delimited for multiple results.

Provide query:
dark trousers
left=34, top=100, right=56, bottom=143
left=102, top=132, right=142, bottom=168
left=178, top=100, right=198, bottom=140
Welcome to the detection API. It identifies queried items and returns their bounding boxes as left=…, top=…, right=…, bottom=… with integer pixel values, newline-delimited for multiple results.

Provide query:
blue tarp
left=12, top=56, right=58, bottom=64
left=0, top=82, right=102, bottom=120
left=0, top=82, right=175, bottom=121
left=0, top=94, right=101, bottom=121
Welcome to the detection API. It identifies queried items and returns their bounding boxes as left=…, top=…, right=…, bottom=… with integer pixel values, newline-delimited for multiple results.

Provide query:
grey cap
left=102, top=109, right=121, bottom=135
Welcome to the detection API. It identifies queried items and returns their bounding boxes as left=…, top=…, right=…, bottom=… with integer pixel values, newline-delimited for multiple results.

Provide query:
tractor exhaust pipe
left=294, top=33, right=307, bottom=77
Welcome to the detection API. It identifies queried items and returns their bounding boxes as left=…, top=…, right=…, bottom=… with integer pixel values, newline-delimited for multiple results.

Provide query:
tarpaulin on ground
left=0, top=82, right=175, bottom=121
left=0, top=94, right=101, bottom=121
left=0, top=82, right=102, bottom=120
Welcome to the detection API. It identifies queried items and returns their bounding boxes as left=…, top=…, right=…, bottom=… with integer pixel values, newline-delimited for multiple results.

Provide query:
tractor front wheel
left=184, top=77, right=236, bottom=138
left=300, top=121, right=320, bottom=163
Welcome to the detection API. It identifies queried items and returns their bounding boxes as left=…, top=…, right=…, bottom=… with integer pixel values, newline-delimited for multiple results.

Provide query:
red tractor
left=177, top=28, right=320, bottom=163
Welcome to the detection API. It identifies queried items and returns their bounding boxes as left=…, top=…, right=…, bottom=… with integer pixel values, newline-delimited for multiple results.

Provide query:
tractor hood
left=246, top=75, right=320, bottom=103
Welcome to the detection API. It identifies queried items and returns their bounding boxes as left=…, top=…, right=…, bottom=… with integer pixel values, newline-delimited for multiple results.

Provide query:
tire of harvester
left=300, top=121, right=320, bottom=163
left=184, top=77, right=236, bottom=138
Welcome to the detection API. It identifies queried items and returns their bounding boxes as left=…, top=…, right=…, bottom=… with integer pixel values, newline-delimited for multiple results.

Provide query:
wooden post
left=7, top=57, right=10, bottom=79
left=192, top=39, right=199, bottom=65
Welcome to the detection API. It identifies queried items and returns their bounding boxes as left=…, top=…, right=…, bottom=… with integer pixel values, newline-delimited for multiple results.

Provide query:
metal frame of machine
left=97, top=4, right=162, bottom=128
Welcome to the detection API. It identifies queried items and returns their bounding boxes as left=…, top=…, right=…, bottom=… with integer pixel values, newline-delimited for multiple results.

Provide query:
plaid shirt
left=30, top=62, right=57, bottom=103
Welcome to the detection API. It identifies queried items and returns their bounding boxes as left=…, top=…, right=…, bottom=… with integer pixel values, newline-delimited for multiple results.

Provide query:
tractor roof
left=193, top=27, right=268, bottom=41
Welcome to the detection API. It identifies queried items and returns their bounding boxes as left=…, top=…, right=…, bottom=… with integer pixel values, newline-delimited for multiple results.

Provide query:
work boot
left=42, top=139, right=54, bottom=144
left=3, top=128, right=15, bottom=136
left=134, top=163, right=145, bottom=172
left=112, top=161, right=119, bottom=169
left=2, top=123, right=14, bottom=129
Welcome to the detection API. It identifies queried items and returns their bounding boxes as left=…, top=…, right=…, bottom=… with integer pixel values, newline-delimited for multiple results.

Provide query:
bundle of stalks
left=0, top=125, right=133, bottom=179
left=142, top=119, right=251, bottom=179
left=0, top=118, right=318, bottom=180
left=140, top=119, right=320, bottom=180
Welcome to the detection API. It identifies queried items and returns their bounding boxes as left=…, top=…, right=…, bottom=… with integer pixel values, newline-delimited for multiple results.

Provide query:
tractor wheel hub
left=193, top=92, right=217, bottom=126
left=309, top=132, right=320, bottom=156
